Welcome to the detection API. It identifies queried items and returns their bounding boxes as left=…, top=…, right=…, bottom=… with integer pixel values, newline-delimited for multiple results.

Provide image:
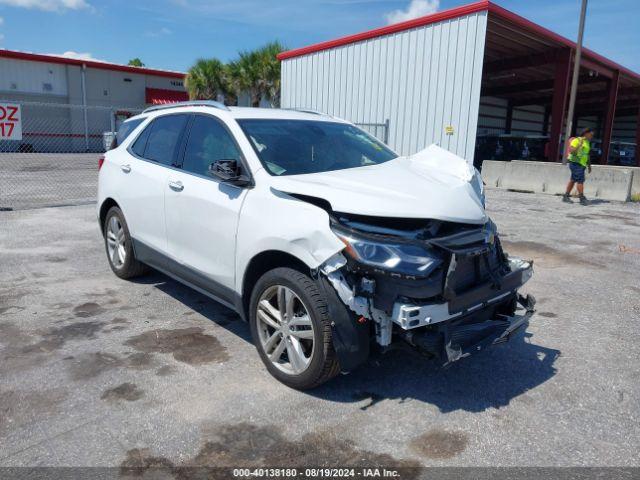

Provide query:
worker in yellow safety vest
left=562, top=127, right=594, bottom=205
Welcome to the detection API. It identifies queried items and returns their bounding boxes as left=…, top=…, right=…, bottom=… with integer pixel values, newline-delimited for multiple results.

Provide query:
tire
left=103, top=206, right=148, bottom=279
left=249, top=267, right=340, bottom=389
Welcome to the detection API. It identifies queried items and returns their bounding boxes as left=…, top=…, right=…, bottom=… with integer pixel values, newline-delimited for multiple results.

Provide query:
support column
left=81, top=63, right=89, bottom=152
left=600, top=70, right=620, bottom=165
left=636, top=106, right=640, bottom=167
left=505, top=101, right=513, bottom=134
left=548, top=49, right=572, bottom=162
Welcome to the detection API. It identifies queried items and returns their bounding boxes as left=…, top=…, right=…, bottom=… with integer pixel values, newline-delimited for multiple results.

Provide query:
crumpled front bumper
left=399, top=292, right=536, bottom=364
left=391, top=257, right=533, bottom=330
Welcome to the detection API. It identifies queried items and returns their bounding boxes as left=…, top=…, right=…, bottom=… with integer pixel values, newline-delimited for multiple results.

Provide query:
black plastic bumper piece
left=317, top=275, right=370, bottom=372
left=444, top=293, right=536, bottom=364
left=447, top=268, right=525, bottom=315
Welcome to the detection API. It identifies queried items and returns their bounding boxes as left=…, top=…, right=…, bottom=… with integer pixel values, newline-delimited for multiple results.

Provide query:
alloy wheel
left=106, top=215, right=126, bottom=269
left=256, top=285, right=315, bottom=375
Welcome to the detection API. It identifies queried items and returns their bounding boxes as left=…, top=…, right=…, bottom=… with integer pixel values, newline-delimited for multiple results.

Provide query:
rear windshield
left=237, top=119, right=397, bottom=176
left=116, top=117, right=146, bottom=146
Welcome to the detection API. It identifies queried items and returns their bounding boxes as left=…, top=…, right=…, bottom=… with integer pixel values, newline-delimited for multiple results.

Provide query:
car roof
left=129, top=103, right=347, bottom=124
left=227, top=107, right=344, bottom=122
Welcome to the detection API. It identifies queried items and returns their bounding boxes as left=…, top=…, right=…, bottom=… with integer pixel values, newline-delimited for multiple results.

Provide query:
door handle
left=120, top=164, right=131, bottom=173
left=168, top=180, right=184, bottom=192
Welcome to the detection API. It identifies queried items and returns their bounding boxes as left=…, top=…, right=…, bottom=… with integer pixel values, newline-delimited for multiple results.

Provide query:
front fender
left=235, top=186, right=344, bottom=293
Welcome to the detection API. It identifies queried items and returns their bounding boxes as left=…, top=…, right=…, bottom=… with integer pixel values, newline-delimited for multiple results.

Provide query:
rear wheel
left=103, top=206, right=148, bottom=279
left=249, top=267, right=340, bottom=389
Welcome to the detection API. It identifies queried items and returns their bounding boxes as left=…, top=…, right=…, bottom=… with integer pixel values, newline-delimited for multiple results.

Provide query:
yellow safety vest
left=568, top=137, right=590, bottom=167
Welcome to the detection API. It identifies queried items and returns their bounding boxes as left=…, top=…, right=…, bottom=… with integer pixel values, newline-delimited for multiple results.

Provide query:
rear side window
left=182, top=115, right=242, bottom=176
left=130, top=114, right=189, bottom=166
left=116, top=117, right=145, bottom=146
left=131, top=123, right=151, bottom=157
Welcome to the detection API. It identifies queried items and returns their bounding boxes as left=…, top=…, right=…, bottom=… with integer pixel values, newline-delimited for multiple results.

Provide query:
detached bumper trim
left=444, top=293, right=536, bottom=365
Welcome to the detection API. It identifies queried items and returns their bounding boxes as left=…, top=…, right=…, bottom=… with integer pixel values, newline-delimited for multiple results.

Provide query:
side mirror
left=208, top=159, right=251, bottom=187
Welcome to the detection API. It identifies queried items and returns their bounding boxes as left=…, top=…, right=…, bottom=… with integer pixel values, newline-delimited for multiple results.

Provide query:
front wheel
left=249, top=267, right=340, bottom=389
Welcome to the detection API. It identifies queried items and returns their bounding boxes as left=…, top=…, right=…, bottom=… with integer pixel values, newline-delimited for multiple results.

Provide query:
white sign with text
left=0, top=103, right=22, bottom=141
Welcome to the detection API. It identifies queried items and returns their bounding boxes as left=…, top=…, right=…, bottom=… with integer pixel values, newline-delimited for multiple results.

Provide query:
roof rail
left=282, top=108, right=332, bottom=117
left=142, top=100, right=230, bottom=114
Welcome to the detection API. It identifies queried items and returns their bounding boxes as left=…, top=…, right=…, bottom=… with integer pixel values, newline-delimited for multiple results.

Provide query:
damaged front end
left=320, top=212, right=535, bottom=368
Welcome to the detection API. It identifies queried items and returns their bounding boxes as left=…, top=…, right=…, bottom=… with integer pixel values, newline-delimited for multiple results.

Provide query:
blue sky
left=0, top=0, right=637, bottom=74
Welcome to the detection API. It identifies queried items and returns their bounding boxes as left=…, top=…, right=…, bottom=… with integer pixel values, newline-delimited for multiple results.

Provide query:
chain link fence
left=0, top=103, right=392, bottom=211
left=0, top=101, right=142, bottom=210
left=354, top=119, right=390, bottom=145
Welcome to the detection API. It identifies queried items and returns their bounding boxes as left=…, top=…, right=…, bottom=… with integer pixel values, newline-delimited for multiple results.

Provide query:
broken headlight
left=332, top=228, right=443, bottom=278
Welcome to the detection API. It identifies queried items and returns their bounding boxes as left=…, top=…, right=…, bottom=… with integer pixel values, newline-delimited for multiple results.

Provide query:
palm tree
left=228, top=51, right=262, bottom=108
left=260, top=41, right=285, bottom=108
left=229, top=41, right=285, bottom=107
left=185, top=58, right=233, bottom=103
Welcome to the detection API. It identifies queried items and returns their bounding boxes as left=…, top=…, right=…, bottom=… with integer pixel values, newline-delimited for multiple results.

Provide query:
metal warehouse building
left=0, top=49, right=187, bottom=152
left=278, top=0, right=640, bottom=167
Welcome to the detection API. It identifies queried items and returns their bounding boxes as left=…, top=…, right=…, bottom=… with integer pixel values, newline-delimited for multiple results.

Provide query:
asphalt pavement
left=0, top=189, right=639, bottom=471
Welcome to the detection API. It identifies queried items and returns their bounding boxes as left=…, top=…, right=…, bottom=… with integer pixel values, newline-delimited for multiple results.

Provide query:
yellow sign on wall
left=445, top=125, right=455, bottom=136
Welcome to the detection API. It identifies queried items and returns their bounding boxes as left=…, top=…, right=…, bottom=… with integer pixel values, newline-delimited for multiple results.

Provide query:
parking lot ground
left=1, top=189, right=639, bottom=471
left=0, top=153, right=98, bottom=211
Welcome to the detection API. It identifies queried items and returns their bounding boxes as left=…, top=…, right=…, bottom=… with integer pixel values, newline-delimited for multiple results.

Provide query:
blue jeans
left=569, top=162, right=586, bottom=183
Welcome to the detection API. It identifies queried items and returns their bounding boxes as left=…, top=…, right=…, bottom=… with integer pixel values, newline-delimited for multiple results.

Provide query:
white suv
left=98, top=101, right=535, bottom=389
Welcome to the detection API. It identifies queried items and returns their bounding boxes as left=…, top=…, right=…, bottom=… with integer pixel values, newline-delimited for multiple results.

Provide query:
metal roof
left=0, top=48, right=185, bottom=79
left=277, top=0, right=640, bottom=84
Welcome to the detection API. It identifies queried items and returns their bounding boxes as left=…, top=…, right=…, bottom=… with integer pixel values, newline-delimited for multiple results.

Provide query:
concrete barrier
left=599, top=165, right=640, bottom=198
left=481, top=160, right=634, bottom=202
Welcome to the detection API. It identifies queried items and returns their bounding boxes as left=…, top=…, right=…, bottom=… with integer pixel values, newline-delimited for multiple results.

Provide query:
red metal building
left=279, top=0, right=640, bottom=166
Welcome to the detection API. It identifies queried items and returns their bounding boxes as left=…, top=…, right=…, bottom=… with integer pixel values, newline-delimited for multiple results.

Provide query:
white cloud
left=48, top=50, right=106, bottom=62
left=0, top=0, right=91, bottom=12
left=0, top=16, right=4, bottom=25
left=0, top=33, right=4, bottom=42
left=385, top=0, right=439, bottom=24
left=145, top=26, right=172, bottom=37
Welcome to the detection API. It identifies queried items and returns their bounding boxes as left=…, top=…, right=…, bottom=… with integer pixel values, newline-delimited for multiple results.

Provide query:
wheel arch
left=99, top=197, right=120, bottom=234
left=240, top=250, right=312, bottom=321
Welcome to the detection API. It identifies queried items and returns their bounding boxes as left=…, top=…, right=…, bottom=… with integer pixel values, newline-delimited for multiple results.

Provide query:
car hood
left=269, top=144, right=487, bottom=224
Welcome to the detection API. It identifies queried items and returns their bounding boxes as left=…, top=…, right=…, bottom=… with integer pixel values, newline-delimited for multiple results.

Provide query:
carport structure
left=278, top=0, right=640, bottom=165
left=482, top=2, right=640, bottom=164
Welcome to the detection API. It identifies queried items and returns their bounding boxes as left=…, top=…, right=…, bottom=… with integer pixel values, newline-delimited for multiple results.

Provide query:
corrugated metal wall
left=478, top=97, right=547, bottom=136
left=612, top=116, right=637, bottom=143
left=479, top=95, right=637, bottom=144
left=281, top=11, right=488, bottom=161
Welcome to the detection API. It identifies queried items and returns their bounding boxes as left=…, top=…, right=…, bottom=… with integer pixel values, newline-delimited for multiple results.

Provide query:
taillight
left=98, top=155, right=105, bottom=171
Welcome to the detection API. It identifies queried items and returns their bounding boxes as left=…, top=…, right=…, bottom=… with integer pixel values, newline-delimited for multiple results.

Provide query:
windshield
left=237, top=119, right=397, bottom=176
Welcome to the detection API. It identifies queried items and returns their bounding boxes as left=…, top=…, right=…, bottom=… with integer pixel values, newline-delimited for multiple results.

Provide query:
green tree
left=229, top=41, right=285, bottom=107
left=127, top=58, right=145, bottom=67
left=260, top=41, right=285, bottom=108
left=227, top=51, right=261, bottom=108
left=185, top=58, right=234, bottom=103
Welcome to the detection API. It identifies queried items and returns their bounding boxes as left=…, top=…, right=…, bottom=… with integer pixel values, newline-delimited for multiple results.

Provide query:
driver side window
left=182, top=115, right=242, bottom=177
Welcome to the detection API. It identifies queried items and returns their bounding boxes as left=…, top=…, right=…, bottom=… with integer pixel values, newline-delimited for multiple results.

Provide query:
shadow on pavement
left=312, top=331, right=559, bottom=413
left=132, top=272, right=252, bottom=343
left=136, top=272, right=559, bottom=414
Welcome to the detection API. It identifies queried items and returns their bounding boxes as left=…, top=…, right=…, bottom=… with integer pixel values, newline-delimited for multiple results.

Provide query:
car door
left=120, top=113, right=189, bottom=258
left=164, top=113, right=250, bottom=303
